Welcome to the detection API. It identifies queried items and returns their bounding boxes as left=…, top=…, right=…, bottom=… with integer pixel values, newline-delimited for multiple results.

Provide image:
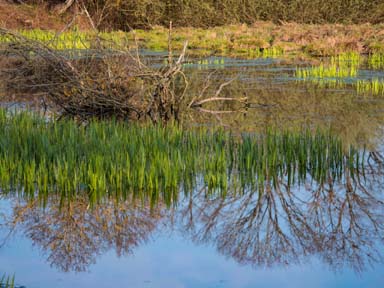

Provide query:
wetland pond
left=1, top=53, right=384, bottom=288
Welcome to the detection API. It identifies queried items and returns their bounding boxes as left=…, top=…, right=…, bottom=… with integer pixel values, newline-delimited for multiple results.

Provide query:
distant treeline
left=20, top=0, right=384, bottom=29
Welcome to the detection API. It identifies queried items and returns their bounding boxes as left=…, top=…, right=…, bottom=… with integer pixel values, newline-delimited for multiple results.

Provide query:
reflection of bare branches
left=1, top=160, right=383, bottom=273
left=179, top=167, right=384, bottom=272
left=7, top=196, right=163, bottom=272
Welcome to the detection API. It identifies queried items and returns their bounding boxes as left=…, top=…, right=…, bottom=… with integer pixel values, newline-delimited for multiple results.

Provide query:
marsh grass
left=0, top=29, right=132, bottom=53
left=295, top=53, right=360, bottom=84
left=295, top=63, right=357, bottom=79
left=295, top=54, right=384, bottom=97
left=0, top=109, right=365, bottom=207
left=0, top=28, right=285, bottom=59
left=0, top=29, right=90, bottom=50
left=297, top=76, right=384, bottom=97
left=248, top=47, right=284, bottom=58
left=1, top=26, right=383, bottom=58
left=331, top=52, right=361, bottom=66
left=357, top=79, right=384, bottom=96
left=368, top=53, right=384, bottom=70
left=0, top=275, right=14, bottom=288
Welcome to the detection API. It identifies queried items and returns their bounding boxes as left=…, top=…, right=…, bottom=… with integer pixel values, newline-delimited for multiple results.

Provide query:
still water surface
left=1, top=55, right=384, bottom=287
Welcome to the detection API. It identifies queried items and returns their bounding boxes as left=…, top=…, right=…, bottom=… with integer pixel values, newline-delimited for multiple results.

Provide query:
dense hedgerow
left=14, top=0, right=384, bottom=30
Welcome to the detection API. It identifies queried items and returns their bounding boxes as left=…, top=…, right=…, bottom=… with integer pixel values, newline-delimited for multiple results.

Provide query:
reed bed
left=330, top=52, right=361, bottom=67
left=295, top=56, right=384, bottom=96
left=295, top=63, right=357, bottom=79
left=0, top=29, right=131, bottom=51
left=0, top=275, right=14, bottom=288
left=368, top=53, right=384, bottom=70
left=0, top=109, right=365, bottom=207
left=0, top=29, right=90, bottom=50
left=0, top=28, right=286, bottom=59
left=19, top=29, right=90, bottom=50
left=248, top=47, right=284, bottom=58
left=296, top=76, right=384, bottom=97
left=357, top=79, right=384, bottom=96
left=1, top=28, right=383, bottom=58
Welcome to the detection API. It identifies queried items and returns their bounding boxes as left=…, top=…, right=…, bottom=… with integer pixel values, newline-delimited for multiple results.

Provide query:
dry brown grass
left=0, top=0, right=90, bottom=30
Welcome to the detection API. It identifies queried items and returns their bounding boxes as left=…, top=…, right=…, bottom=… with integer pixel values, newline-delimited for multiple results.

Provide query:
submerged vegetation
left=0, top=108, right=370, bottom=207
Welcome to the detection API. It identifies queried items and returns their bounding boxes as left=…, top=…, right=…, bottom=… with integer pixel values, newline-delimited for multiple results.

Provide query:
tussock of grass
left=296, top=63, right=357, bottom=79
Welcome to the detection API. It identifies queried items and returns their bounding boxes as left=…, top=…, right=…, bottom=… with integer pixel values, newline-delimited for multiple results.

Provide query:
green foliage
left=357, top=79, right=384, bottom=96
left=295, top=53, right=384, bottom=97
left=296, top=53, right=360, bottom=79
left=296, top=63, right=357, bottom=79
left=0, top=275, right=14, bottom=288
left=368, top=53, right=384, bottom=70
left=0, top=109, right=365, bottom=207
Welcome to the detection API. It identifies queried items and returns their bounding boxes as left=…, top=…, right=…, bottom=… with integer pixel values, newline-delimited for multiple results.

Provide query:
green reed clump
left=18, top=29, right=91, bottom=50
left=294, top=58, right=366, bottom=93
left=296, top=63, right=357, bottom=79
left=181, top=58, right=226, bottom=69
left=0, top=28, right=285, bottom=58
left=331, top=52, right=361, bottom=67
left=0, top=29, right=132, bottom=51
left=0, top=275, right=14, bottom=288
left=248, top=47, right=284, bottom=59
left=0, top=109, right=365, bottom=206
left=237, top=129, right=362, bottom=191
left=0, top=109, right=232, bottom=206
left=357, top=79, right=384, bottom=96
left=368, top=53, right=384, bottom=69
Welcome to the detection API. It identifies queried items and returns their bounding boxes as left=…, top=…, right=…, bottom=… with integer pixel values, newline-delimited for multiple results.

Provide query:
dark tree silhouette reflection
left=179, top=160, right=384, bottom=272
left=6, top=197, right=163, bottom=272
left=1, top=155, right=383, bottom=273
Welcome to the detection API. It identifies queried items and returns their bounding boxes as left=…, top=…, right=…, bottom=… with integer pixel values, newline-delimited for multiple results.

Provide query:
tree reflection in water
left=1, top=155, right=383, bottom=274
left=180, top=158, right=384, bottom=273
left=4, top=197, right=163, bottom=272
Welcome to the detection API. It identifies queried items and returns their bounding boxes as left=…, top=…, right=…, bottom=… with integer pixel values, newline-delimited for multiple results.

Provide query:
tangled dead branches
left=0, top=28, right=191, bottom=123
left=0, top=28, right=247, bottom=123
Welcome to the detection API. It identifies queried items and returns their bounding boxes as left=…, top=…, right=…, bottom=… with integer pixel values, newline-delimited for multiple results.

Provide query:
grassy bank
left=2, top=22, right=384, bottom=58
